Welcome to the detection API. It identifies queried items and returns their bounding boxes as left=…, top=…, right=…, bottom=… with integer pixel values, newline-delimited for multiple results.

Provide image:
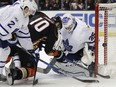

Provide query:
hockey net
left=95, top=3, right=116, bottom=78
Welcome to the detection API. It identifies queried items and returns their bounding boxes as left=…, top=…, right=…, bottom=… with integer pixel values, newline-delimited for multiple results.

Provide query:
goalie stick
left=38, top=58, right=99, bottom=83
left=65, top=58, right=110, bottom=79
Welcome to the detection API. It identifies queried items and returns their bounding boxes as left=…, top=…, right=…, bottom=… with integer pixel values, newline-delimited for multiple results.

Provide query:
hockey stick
left=15, top=44, right=99, bottom=83
left=32, top=57, right=39, bottom=85
left=37, top=58, right=57, bottom=74
left=38, top=58, right=99, bottom=83
left=65, top=58, right=110, bottom=79
left=15, top=44, right=39, bottom=85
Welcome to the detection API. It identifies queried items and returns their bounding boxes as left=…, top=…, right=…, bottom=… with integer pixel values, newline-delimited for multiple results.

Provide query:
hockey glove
left=27, top=49, right=40, bottom=67
left=7, top=33, right=18, bottom=46
left=54, top=51, right=65, bottom=62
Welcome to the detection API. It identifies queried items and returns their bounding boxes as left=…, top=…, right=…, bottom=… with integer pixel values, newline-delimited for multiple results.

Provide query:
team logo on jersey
left=63, top=39, right=73, bottom=52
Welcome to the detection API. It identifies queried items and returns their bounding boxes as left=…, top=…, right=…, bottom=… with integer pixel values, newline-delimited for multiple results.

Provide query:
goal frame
left=95, top=2, right=116, bottom=77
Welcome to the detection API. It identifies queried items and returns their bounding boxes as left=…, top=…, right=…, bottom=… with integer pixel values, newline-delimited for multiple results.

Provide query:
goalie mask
left=20, top=0, right=38, bottom=17
left=62, top=14, right=76, bottom=32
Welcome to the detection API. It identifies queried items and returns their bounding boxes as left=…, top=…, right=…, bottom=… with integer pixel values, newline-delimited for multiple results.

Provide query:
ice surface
left=1, top=66, right=116, bottom=87
left=1, top=46, right=116, bottom=87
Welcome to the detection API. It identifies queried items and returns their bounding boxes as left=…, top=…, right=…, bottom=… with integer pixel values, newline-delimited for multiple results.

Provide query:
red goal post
left=95, top=3, right=116, bottom=77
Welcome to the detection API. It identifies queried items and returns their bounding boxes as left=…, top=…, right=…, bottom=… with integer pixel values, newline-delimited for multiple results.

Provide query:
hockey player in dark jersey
left=28, top=12, right=62, bottom=56
left=4, top=12, right=62, bottom=85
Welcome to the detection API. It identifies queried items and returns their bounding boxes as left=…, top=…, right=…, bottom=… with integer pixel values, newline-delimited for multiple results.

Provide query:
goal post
left=95, top=3, right=116, bottom=77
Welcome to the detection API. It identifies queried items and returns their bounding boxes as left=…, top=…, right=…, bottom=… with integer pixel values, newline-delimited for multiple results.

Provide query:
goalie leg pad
left=53, top=61, right=90, bottom=77
left=81, top=43, right=94, bottom=66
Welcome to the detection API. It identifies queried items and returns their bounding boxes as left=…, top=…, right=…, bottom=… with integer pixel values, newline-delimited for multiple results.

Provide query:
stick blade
left=33, top=79, right=38, bottom=85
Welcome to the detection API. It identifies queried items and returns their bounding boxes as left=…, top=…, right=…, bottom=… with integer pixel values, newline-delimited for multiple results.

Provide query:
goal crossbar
left=99, top=3, right=116, bottom=8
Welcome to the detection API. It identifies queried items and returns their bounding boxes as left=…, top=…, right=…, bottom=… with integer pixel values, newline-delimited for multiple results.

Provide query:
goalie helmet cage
left=95, top=3, right=116, bottom=77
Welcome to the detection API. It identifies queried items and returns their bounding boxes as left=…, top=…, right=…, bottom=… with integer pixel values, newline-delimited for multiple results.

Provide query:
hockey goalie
left=52, top=13, right=95, bottom=77
left=52, top=13, right=116, bottom=78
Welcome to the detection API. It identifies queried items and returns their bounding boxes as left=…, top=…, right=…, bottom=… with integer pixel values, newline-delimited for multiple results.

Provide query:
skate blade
left=5, top=67, right=14, bottom=85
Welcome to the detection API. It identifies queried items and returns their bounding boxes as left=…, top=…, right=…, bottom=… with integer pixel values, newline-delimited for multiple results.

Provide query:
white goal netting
left=95, top=3, right=116, bottom=78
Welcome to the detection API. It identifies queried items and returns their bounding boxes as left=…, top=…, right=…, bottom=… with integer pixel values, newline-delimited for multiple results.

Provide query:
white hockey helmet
left=62, top=13, right=76, bottom=31
left=20, top=0, right=38, bottom=17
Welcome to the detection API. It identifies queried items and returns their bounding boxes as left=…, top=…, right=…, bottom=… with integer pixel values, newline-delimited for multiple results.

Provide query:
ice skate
left=5, top=58, right=16, bottom=85
left=0, top=74, right=7, bottom=82
left=5, top=67, right=14, bottom=85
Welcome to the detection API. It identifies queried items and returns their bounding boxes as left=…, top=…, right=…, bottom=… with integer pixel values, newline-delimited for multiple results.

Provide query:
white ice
left=1, top=37, right=116, bottom=87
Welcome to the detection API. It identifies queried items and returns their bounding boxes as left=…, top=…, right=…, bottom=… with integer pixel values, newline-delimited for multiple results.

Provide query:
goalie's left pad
left=81, top=43, right=94, bottom=66
left=53, top=60, right=90, bottom=77
left=53, top=32, right=65, bottom=51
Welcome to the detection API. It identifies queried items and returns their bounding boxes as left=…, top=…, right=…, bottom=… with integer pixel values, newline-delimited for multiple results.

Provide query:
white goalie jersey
left=61, top=17, right=95, bottom=55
